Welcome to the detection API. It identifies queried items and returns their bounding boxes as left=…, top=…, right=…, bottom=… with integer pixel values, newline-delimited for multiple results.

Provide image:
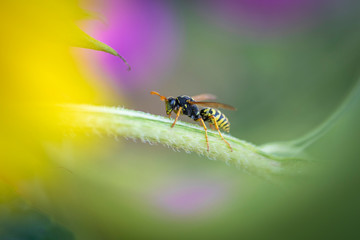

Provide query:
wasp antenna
left=116, top=53, right=131, bottom=71
left=150, top=91, right=161, bottom=96
left=150, top=91, right=167, bottom=101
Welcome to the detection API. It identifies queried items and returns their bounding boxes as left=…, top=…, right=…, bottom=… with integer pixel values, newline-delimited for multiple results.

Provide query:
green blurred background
left=1, top=0, right=360, bottom=239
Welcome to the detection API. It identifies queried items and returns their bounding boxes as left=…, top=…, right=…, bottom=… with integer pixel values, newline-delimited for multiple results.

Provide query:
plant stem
left=260, top=79, right=360, bottom=157
left=291, top=80, right=360, bottom=149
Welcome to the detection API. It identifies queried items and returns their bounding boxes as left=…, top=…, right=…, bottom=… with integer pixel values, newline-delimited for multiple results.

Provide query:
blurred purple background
left=198, top=0, right=325, bottom=36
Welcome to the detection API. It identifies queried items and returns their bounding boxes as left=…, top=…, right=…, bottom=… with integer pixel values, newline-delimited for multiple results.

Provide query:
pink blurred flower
left=79, top=0, right=181, bottom=89
left=151, top=178, right=229, bottom=217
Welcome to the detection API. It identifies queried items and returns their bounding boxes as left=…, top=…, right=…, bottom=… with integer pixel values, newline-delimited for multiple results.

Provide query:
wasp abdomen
left=200, top=108, right=230, bottom=132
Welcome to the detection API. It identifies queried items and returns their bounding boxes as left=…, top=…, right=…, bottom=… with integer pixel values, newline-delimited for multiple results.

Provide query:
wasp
left=151, top=91, right=236, bottom=152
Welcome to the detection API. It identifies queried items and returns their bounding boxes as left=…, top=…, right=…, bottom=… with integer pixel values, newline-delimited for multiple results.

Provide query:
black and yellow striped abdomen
left=200, top=108, right=230, bottom=132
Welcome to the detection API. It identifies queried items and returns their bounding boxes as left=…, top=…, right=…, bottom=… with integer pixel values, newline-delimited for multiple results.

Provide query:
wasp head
left=151, top=91, right=177, bottom=115
left=166, top=97, right=177, bottom=115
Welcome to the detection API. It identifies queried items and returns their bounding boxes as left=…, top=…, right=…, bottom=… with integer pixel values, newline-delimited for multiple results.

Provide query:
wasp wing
left=189, top=101, right=236, bottom=110
left=191, top=93, right=217, bottom=101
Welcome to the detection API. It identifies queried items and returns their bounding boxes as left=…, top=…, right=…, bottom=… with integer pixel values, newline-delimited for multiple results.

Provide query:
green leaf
left=58, top=104, right=308, bottom=180
left=70, top=27, right=131, bottom=71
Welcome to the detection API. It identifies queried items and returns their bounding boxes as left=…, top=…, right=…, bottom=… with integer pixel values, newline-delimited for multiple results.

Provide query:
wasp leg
left=197, top=118, right=209, bottom=152
left=211, top=116, right=233, bottom=152
left=209, top=124, right=215, bottom=130
left=171, top=107, right=182, bottom=128
left=168, top=113, right=171, bottom=118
